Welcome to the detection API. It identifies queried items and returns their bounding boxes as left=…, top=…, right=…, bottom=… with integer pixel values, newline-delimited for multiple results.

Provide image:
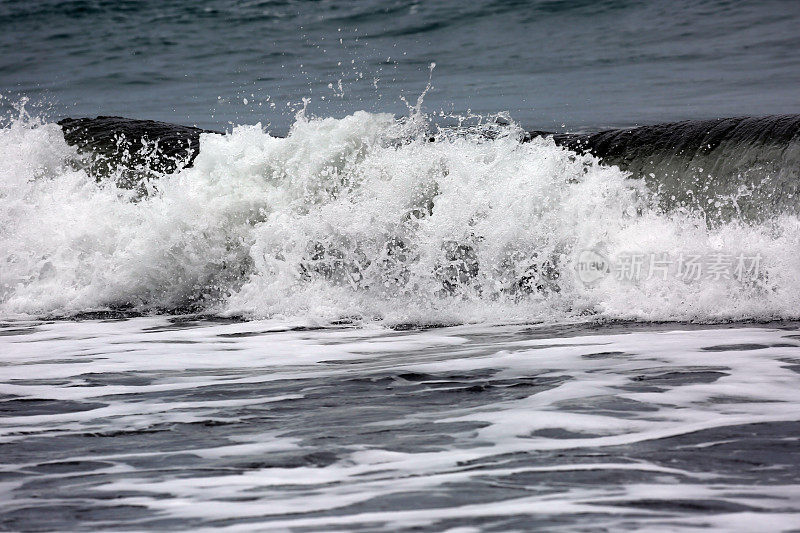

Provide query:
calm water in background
left=1, top=0, right=800, bottom=132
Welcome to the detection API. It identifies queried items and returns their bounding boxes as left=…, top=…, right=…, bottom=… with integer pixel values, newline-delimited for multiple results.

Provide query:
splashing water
left=0, top=106, right=798, bottom=324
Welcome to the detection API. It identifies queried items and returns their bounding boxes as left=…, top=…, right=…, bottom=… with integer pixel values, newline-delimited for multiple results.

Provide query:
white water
left=1, top=107, right=798, bottom=324
left=2, top=318, right=799, bottom=530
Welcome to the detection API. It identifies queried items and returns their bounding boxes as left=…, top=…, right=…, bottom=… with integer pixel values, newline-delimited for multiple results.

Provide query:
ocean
left=2, top=0, right=800, bottom=132
left=1, top=0, right=800, bottom=531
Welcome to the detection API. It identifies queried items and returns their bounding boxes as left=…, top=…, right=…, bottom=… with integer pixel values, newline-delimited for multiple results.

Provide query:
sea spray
left=1, top=107, right=798, bottom=323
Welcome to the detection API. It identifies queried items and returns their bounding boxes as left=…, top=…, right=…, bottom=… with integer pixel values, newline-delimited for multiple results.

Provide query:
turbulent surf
left=1, top=107, right=798, bottom=324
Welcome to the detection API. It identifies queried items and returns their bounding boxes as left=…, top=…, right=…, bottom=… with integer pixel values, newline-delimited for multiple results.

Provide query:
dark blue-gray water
left=2, top=0, right=800, bottom=132
left=3, top=319, right=800, bottom=531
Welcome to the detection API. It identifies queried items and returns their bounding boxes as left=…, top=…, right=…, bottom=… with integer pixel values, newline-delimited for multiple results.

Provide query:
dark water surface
left=2, top=0, right=800, bottom=132
left=2, top=319, right=800, bottom=531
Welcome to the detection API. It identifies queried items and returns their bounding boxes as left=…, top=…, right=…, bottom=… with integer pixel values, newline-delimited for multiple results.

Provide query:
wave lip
left=528, top=114, right=800, bottom=219
left=58, top=116, right=222, bottom=190
left=60, top=113, right=800, bottom=220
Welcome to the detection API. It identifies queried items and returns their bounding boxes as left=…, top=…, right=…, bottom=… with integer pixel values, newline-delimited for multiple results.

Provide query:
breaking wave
left=1, top=105, right=798, bottom=325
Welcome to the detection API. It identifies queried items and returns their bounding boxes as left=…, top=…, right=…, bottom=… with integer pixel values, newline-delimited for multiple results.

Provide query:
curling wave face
left=534, top=115, right=800, bottom=221
left=1, top=109, right=798, bottom=324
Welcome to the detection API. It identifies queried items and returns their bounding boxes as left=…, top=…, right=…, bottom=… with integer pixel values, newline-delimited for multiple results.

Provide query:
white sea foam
left=2, top=318, right=799, bottom=530
left=1, top=107, right=798, bottom=323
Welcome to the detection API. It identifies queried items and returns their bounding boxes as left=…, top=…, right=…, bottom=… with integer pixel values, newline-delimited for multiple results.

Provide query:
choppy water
left=2, top=319, right=800, bottom=530
left=2, top=0, right=800, bottom=530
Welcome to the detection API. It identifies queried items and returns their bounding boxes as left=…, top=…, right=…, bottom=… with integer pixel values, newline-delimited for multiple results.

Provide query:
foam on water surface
left=1, top=318, right=799, bottom=530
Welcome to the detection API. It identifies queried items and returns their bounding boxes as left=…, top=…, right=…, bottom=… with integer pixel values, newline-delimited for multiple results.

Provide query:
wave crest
left=1, top=109, right=798, bottom=324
